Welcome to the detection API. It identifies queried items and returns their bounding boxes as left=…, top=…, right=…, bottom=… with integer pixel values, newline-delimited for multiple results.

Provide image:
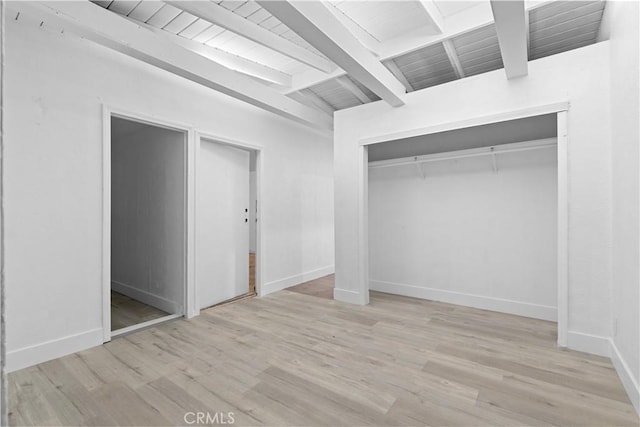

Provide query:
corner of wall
left=261, top=265, right=334, bottom=296
left=610, top=338, right=640, bottom=415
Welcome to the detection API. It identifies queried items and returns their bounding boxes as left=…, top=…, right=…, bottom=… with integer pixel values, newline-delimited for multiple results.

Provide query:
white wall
left=335, top=42, right=612, bottom=355
left=4, top=10, right=334, bottom=371
left=369, top=146, right=557, bottom=320
left=111, top=121, right=185, bottom=314
left=602, top=0, right=640, bottom=414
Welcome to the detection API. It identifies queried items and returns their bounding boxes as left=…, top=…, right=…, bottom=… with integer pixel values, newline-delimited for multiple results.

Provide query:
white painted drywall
left=197, top=140, right=250, bottom=308
left=334, top=42, right=613, bottom=351
left=369, top=146, right=557, bottom=320
left=3, top=11, right=333, bottom=371
left=602, top=0, right=640, bottom=413
left=111, top=119, right=185, bottom=314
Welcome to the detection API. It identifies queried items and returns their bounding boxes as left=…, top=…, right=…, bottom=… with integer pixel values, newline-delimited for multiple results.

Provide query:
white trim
left=333, top=288, right=367, bottom=305
left=111, top=281, right=181, bottom=315
left=185, top=127, right=198, bottom=319
left=359, top=102, right=570, bottom=146
left=111, top=314, right=183, bottom=338
left=566, top=331, right=610, bottom=357
left=557, top=111, right=569, bottom=347
left=359, top=146, right=370, bottom=305
left=370, top=280, right=557, bottom=321
left=197, top=132, right=264, bottom=152
left=101, top=105, right=111, bottom=343
left=262, top=265, right=335, bottom=296
left=102, top=105, right=193, bottom=341
left=196, top=132, right=264, bottom=304
left=610, top=339, right=640, bottom=415
left=7, top=328, right=103, bottom=372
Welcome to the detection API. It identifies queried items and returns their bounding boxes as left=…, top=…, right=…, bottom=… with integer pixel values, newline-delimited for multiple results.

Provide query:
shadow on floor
left=286, top=274, right=334, bottom=299
left=111, top=290, right=169, bottom=331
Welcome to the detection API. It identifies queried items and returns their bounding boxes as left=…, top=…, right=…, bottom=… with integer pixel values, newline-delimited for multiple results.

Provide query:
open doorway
left=109, top=116, right=187, bottom=335
left=197, top=138, right=258, bottom=308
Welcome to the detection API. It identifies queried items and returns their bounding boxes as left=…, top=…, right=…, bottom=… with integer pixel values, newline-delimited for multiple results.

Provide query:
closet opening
left=366, top=112, right=567, bottom=342
left=107, top=115, right=187, bottom=337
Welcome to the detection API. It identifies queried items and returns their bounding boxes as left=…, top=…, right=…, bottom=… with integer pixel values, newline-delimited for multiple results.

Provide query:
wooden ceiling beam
left=24, top=1, right=332, bottom=130
left=490, top=0, right=529, bottom=79
left=442, top=40, right=465, bottom=79
left=418, top=0, right=445, bottom=33
left=165, top=1, right=334, bottom=73
left=259, top=1, right=406, bottom=107
left=129, top=18, right=292, bottom=87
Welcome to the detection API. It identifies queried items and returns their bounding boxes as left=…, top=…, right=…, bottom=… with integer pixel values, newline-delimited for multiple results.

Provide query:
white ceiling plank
left=234, top=2, right=261, bottom=18
left=128, top=1, right=164, bottom=22
left=164, top=1, right=334, bottom=73
left=162, top=11, right=197, bottom=34
left=441, top=40, right=465, bottom=78
left=178, top=18, right=213, bottom=40
left=382, top=60, right=413, bottom=92
left=287, top=91, right=335, bottom=116
left=335, top=76, right=371, bottom=104
left=130, top=18, right=292, bottom=87
left=108, top=1, right=141, bottom=16
left=146, top=3, right=181, bottom=27
left=490, top=0, right=528, bottom=79
left=418, top=0, right=445, bottom=33
left=93, top=0, right=114, bottom=8
left=259, top=1, right=405, bottom=107
left=378, top=1, right=494, bottom=60
left=27, top=1, right=332, bottom=131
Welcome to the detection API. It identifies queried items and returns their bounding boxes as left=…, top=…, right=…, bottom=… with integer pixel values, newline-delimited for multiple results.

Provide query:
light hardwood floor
left=111, top=291, right=169, bottom=331
left=249, top=253, right=256, bottom=295
left=9, top=282, right=639, bottom=426
left=287, top=274, right=334, bottom=299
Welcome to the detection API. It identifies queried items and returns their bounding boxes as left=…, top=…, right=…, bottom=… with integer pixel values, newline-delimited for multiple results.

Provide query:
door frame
left=359, top=102, right=570, bottom=348
left=194, top=132, right=264, bottom=315
left=101, top=105, right=196, bottom=342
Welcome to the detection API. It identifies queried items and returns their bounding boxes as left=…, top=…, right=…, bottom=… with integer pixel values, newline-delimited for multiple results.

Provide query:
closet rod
left=368, top=138, right=557, bottom=169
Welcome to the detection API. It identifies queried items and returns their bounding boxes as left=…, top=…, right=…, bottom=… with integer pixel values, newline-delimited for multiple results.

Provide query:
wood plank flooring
left=249, top=253, right=256, bottom=295
left=111, top=291, right=169, bottom=331
left=9, top=283, right=639, bottom=426
left=287, top=273, right=334, bottom=299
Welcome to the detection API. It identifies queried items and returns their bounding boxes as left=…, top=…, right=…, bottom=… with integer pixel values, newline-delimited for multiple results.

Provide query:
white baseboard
left=566, top=331, right=611, bottom=357
left=7, top=328, right=103, bottom=372
left=112, top=280, right=181, bottom=314
left=610, top=339, right=640, bottom=415
left=333, top=287, right=368, bottom=305
left=369, top=280, right=557, bottom=321
left=261, top=265, right=334, bottom=296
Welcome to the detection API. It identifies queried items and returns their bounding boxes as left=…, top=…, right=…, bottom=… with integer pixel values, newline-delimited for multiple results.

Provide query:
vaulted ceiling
left=31, top=0, right=607, bottom=130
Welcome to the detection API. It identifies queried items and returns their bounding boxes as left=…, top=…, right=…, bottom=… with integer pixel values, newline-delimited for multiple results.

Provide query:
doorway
left=109, top=115, right=187, bottom=336
left=197, top=138, right=259, bottom=308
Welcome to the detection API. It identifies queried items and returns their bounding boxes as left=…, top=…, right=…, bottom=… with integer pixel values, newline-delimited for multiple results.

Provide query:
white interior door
left=198, top=140, right=250, bottom=308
